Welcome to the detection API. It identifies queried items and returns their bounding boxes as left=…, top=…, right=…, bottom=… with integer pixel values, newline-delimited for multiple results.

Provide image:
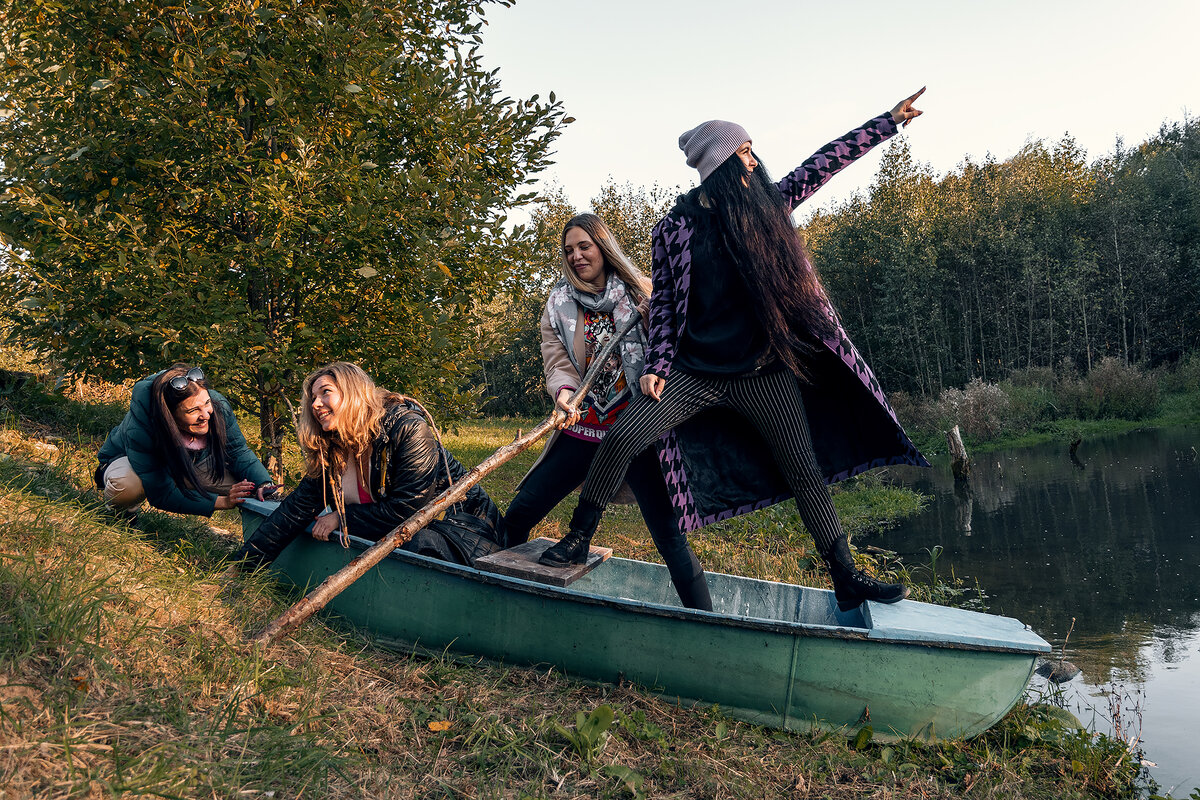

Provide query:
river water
left=885, top=426, right=1200, bottom=798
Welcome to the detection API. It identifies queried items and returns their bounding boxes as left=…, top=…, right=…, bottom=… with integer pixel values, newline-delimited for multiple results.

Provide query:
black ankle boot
left=539, top=501, right=604, bottom=567
left=824, top=537, right=909, bottom=612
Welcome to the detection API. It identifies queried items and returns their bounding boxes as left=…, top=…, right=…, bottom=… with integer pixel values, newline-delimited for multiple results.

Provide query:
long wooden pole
left=249, top=315, right=642, bottom=647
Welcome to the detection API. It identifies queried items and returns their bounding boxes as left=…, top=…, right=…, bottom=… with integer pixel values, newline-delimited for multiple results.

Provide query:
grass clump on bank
left=0, top=366, right=1152, bottom=798
left=890, top=355, right=1200, bottom=457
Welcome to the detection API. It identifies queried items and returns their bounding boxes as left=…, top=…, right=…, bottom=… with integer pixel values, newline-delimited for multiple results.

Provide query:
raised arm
left=777, top=88, right=925, bottom=212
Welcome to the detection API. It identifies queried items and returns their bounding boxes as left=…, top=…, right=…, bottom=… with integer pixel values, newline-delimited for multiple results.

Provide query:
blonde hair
left=297, top=362, right=398, bottom=481
left=295, top=362, right=451, bottom=547
left=560, top=214, right=652, bottom=300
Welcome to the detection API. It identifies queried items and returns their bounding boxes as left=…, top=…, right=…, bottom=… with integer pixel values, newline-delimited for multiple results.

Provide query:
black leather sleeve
left=342, top=413, right=443, bottom=540
left=233, top=474, right=327, bottom=566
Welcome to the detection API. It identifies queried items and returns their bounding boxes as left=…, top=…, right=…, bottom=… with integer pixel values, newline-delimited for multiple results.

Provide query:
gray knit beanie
left=678, top=120, right=751, bottom=181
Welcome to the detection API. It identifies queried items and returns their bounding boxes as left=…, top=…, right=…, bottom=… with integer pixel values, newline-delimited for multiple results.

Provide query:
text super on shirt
left=562, top=311, right=631, bottom=442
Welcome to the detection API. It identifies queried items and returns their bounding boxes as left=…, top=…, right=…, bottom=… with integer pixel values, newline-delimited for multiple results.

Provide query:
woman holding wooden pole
left=541, top=91, right=932, bottom=611
left=506, top=214, right=712, bottom=610
left=232, top=362, right=504, bottom=568
left=247, top=320, right=639, bottom=646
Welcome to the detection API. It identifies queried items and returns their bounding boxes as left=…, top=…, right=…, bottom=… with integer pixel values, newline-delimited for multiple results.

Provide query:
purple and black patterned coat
left=645, top=112, right=930, bottom=533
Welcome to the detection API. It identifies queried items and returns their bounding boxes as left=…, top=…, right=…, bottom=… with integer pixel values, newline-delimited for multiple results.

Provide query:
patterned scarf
left=545, top=273, right=648, bottom=410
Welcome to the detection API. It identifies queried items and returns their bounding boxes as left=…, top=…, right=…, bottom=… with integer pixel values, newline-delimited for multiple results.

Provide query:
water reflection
left=885, top=426, right=1200, bottom=796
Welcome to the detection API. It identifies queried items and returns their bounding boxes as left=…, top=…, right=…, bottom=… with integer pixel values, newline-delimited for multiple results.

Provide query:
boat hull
left=257, top=518, right=1048, bottom=742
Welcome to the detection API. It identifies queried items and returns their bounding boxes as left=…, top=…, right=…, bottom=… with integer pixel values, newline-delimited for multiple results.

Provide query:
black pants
left=578, top=368, right=846, bottom=555
left=506, top=433, right=711, bottom=610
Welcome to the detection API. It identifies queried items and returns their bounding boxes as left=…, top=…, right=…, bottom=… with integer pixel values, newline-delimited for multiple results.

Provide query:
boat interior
left=568, top=556, right=868, bottom=630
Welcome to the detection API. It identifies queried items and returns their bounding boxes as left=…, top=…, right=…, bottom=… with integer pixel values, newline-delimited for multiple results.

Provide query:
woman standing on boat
left=507, top=214, right=712, bottom=610
left=540, top=91, right=931, bottom=612
left=234, top=362, right=504, bottom=567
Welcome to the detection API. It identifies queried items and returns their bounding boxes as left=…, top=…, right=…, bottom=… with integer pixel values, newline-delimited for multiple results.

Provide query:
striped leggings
left=578, top=367, right=846, bottom=554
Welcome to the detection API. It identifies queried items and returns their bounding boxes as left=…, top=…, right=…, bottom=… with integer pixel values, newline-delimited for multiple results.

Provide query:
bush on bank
left=890, top=356, right=1188, bottom=447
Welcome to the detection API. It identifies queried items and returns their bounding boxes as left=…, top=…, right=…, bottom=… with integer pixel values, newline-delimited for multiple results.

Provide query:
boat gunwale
left=283, top=533, right=1048, bottom=657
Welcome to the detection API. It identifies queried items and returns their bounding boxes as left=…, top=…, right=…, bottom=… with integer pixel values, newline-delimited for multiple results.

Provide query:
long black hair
left=149, top=364, right=228, bottom=496
left=689, top=152, right=838, bottom=376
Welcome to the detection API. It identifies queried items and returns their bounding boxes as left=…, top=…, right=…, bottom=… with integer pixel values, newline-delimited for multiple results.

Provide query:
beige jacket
left=540, top=304, right=588, bottom=401
left=523, top=299, right=650, bottom=504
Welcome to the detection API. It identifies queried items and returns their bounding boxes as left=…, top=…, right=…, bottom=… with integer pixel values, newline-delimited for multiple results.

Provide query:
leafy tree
left=0, top=0, right=566, bottom=476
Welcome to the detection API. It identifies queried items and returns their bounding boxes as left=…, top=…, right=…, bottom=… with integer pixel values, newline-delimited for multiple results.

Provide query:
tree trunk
left=947, top=424, right=971, bottom=482
left=1110, top=203, right=1129, bottom=363
left=975, top=280, right=987, bottom=381
left=1046, top=263, right=1054, bottom=367
left=1027, top=266, right=1035, bottom=368
left=259, top=393, right=285, bottom=483
left=1081, top=295, right=1092, bottom=371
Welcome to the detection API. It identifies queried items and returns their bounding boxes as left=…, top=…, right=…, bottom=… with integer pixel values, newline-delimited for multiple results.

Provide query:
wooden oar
left=249, top=315, right=643, bottom=647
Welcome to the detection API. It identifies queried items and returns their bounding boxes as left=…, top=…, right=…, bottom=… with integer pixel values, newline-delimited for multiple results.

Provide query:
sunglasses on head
left=169, top=367, right=206, bottom=392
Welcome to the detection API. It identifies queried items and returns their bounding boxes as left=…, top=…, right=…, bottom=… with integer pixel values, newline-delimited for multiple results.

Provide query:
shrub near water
left=1066, top=357, right=1160, bottom=420
left=931, top=378, right=1011, bottom=441
left=893, top=358, right=1167, bottom=446
left=1156, top=351, right=1200, bottom=394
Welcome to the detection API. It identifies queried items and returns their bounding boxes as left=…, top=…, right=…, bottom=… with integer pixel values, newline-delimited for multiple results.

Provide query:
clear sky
left=481, top=0, right=1198, bottom=221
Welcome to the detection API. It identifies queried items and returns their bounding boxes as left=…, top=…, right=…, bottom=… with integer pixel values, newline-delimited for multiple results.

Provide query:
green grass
left=0, top=365, right=1153, bottom=799
left=911, top=388, right=1200, bottom=460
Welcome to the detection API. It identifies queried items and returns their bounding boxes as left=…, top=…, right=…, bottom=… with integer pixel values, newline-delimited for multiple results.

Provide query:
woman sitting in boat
left=233, top=362, right=504, bottom=567
left=506, top=214, right=712, bottom=610
left=540, top=91, right=931, bottom=611
left=96, top=364, right=276, bottom=518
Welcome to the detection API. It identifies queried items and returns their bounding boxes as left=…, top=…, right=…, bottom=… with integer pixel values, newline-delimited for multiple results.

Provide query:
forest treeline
left=480, top=116, right=1200, bottom=415
left=2, top=0, right=1194, bottom=437
left=806, top=118, right=1199, bottom=396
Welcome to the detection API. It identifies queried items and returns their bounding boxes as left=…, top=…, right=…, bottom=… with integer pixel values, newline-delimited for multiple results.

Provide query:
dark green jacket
left=96, top=372, right=272, bottom=516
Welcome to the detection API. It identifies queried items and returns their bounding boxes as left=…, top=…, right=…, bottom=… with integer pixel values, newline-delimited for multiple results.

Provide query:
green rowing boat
left=241, top=499, right=1049, bottom=741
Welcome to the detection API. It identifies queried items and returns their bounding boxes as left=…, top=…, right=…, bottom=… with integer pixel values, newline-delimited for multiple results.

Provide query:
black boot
left=664, top=548, right=713, bottom=611
left=539, top=501, right=604, bottom=567
left=824, top=537, right=908, bottom=612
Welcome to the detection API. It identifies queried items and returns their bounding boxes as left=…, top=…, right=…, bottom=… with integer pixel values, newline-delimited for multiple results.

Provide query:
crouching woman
left=96, top=364, right=275, bottom=517
left=234, top=362, right=504, bottom=568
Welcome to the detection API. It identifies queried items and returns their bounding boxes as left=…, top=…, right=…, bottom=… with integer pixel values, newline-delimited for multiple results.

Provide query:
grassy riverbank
left=894, top=358, right=1200, bottom=460
left=0, top=372, right=1151, bottom=798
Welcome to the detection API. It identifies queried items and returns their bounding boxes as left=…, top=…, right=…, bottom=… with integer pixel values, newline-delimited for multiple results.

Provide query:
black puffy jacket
left=236, top=400, right=503, bottom=566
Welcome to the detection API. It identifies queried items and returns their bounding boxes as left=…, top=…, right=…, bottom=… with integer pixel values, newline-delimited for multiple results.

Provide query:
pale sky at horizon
left=481, top=0, right=1198, bottom=223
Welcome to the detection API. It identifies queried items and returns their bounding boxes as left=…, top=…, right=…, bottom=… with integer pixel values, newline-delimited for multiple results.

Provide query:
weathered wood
left=474, top=537, right=612, bottom=587
left=947, top=424, right=971, bottom=482
left=248, top=315, right=642, bottom=647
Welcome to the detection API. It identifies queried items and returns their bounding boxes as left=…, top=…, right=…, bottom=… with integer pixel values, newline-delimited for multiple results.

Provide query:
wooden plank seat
left=474, top=537, right=612, bottom=587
